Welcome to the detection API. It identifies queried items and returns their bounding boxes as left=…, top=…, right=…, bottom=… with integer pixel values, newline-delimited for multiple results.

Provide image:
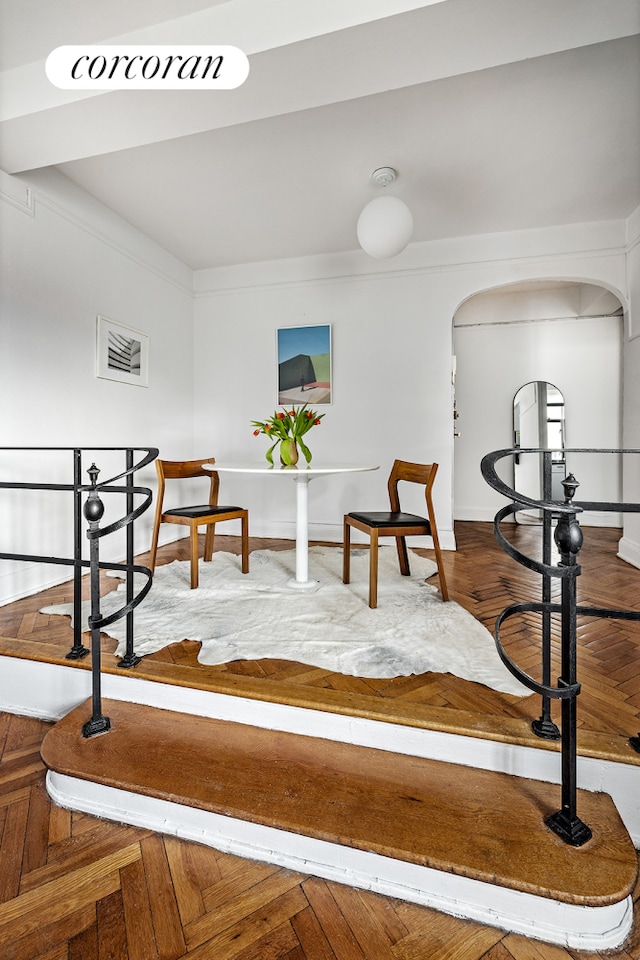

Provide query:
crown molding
left=1, top=168, right=193, bottom=296
left=193, top=222, right=628, bottom=299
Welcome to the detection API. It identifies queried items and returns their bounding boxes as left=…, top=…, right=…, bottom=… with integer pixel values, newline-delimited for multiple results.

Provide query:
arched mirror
left=513, top=381, right=565, bottom=518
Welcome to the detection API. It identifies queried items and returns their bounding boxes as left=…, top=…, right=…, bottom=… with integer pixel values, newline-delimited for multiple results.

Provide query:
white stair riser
left=2, top=654, right=638, bottom=845
left=47, top=770, right=633, bottom=952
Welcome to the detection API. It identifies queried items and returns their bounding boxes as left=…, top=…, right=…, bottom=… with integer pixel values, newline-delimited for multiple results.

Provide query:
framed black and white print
left=276, top=323, right=332, bottom=404
left=96, top=316, right=149, bottom=387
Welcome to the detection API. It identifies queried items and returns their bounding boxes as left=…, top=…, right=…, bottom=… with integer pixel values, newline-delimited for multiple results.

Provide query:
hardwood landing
left=41, top=699, right=637, bottom=950
left=3, top=714, right=638, bottom=960
left=1, top=523, right=639, bottom=767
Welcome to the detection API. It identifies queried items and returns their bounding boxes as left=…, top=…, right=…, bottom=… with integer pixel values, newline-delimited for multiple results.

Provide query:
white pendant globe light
left=357, top=167, right=413, bottom=259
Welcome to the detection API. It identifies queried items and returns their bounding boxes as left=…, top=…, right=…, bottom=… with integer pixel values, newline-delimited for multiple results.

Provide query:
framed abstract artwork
left=276, top=324, right=331, bottom=404
left=96, top=316, right=149, bottom=387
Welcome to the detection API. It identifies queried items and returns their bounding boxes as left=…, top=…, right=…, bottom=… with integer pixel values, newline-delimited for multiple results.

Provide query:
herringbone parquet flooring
left=3, top=521, right=638, bottom=742
left=1, top=711, right=639, bottom=959
left=1, top=521, right=639, bottom=957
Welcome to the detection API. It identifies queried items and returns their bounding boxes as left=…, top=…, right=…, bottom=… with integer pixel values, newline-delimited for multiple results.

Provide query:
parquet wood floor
left=1, top=711, right=639, bottom=959
left=1, top=522, right=640, bottom=956
left=1, top=521, right=639, bottom=748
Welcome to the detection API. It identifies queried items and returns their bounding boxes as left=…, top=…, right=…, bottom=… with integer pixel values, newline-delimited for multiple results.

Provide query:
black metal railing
left=0, top=447, right=158, bottom=736
left=481, top=447, right=640, bottom=845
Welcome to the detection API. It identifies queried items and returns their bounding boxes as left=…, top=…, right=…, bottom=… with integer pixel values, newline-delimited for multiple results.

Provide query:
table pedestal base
left=285, top=576, right=321, bottom=592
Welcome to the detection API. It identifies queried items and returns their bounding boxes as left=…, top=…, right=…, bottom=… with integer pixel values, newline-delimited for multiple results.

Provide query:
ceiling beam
left=1, top=0, right=637, bottom=174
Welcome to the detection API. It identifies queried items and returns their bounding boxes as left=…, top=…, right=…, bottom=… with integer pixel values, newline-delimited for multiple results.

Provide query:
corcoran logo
left=46, top=45, right=249, bottom=90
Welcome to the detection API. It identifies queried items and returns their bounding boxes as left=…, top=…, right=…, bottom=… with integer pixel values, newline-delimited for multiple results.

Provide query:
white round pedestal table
left=203, top=462, right=379, bottom=589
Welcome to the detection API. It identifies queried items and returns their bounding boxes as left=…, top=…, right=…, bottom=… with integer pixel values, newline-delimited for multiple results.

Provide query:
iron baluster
left=480, top=446, right=640, bottom=843
left=0, top=445, right=157, bottom=737
left=119, top=447, right=141, bottom=668
left=67, top=447, right=90, bottom=660
left=82, top=463, right=111, bottom=738
left=546, top=473, right=592, bottom=845
left=532, top=450, right=560, bottom=740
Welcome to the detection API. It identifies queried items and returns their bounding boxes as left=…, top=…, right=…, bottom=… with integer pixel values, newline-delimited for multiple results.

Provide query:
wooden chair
left=149, top=457, right=249, bottom=589
left=343, top=459, right=449, bottom=608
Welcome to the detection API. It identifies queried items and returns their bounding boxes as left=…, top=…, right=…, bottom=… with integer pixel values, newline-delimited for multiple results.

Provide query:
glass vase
left=280, top=439, right=299, bottom=466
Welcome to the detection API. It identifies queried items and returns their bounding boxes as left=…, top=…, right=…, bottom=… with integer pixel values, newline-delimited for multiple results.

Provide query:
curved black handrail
left=481, top=447, right=640, bottom=846
left=482, top=446, right=640, bottom=516
left=482, top=448, right=640, bottom=687
left=0, top=447, right=158, bottom=736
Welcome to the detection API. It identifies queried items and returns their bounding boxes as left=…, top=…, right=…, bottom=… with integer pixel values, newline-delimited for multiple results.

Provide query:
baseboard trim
left=617, top=536, right=640, bottom=570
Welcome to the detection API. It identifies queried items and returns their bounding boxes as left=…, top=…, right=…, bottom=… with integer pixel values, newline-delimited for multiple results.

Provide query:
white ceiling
left=1, top=0, right=639, bottom=270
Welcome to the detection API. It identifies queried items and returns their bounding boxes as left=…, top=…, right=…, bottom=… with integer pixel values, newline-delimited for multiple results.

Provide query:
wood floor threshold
left=42, top=699, right=637, bottom=911
left=3, top=634, right=638, bottom=769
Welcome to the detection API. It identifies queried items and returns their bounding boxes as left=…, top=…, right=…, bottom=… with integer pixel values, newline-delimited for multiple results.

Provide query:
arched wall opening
left=452, top=279, right=624, bottom=526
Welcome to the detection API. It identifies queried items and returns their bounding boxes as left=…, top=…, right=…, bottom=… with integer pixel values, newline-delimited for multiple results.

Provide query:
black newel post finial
left=561, top=472, right=580, bottom=504
left=85, top=464, right=103, bottom=523
left=82, top=464, right=111, bottom=738
left=554, top=473, right=583, bottom=561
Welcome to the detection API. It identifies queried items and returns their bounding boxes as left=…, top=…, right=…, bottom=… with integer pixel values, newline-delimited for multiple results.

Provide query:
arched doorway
left=452, top=280, right=624, bottom=524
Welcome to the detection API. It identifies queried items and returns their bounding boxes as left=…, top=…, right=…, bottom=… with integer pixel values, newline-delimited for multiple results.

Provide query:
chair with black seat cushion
left=343, top=459, right=449, bottom=608
left=149, top=457, right=249, bottom=589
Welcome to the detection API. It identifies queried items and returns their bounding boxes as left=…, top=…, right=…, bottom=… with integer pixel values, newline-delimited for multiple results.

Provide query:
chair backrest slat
left=388, top=459, right=438, bottom=513
left=155, top=457, right=219, bottom=510
left=158, top=458, right=216, bottom=480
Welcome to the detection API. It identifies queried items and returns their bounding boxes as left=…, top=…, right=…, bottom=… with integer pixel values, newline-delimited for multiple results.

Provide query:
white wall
left=0, top=169, right=195, bottom=603
left=193, top=221, right=629, bottom=552
left=619, top=206, right=640, bottom=567
left=453, top=311, right=623, bottom=524
left=193, top=270, right=455, bottom=547
left=3, top=165, right=637, bottom=602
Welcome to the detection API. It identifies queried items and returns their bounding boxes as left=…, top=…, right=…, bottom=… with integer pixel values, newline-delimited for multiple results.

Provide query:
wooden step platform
left=5, top=637, right=640, bottom=849
left=41, top=699, right=638, bottom=950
